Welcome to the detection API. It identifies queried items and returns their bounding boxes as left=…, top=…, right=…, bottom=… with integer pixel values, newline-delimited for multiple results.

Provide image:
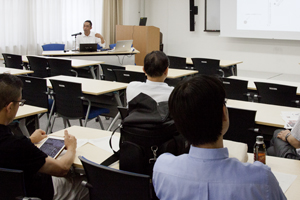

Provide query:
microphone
left=71, top=32, right=82, bottom=36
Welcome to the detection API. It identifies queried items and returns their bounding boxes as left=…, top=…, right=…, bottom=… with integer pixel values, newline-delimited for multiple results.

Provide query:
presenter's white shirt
left=76, top=31, right=105, bottom=49
left=126, top=80, right=174, bottom=103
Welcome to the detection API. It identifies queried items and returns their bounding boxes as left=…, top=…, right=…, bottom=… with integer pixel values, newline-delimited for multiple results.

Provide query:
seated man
left=153, top=75, right=286, bottom=200
left=126, top=51, right=174, bottom=103
left=0, top=74, right=88, bottom=200
left=76, top=20, right=105, bottom=50
left=267, top=118, right=300, bottom=158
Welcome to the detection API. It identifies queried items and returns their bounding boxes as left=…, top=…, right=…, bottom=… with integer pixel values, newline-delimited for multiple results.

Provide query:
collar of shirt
left=188, top=145, right=229, bottom=160
left=146, top=79, right=168, bottom=86
left=83, top=31, right=93, bottom=37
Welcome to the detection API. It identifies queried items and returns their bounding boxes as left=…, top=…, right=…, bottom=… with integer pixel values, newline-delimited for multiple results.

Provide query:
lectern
left=116, top=25, right=160, bottom=66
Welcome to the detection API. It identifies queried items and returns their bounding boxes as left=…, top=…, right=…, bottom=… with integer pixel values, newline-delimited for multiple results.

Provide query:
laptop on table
left=114, top=40, right=133, bottom=52
left=79, top=43, right=97, bottom=52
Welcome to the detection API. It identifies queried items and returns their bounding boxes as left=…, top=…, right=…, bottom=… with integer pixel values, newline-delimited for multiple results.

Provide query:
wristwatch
left=285, top=132, right=291, bottom=142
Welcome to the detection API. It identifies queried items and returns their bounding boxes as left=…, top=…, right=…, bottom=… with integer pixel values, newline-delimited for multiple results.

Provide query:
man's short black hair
left=84, top=20, right=92, bottom=27
left=144, top=51, right=169, bottom=77
left=0, top=74, right=23, bottom=109
left=169, top=75, right=226, bottom=146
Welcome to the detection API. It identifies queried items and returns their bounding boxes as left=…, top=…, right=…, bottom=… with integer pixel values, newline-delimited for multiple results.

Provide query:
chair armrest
left=70, top=69, right=78, bottom=77
left=81, top=180, right=93, bottom=189
left=218, top=69, right=225, bottom=77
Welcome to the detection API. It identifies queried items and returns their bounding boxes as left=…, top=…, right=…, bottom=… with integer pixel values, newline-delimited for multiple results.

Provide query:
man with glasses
left=153, top=75, right=286, bottom=200
left=0, top=74, right=88, bottom=199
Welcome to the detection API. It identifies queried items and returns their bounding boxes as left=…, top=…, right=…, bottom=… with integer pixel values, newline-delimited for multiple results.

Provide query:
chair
left=113, top=69, right=146, bottom=83
left=27, top=56, right=50, bottom=78
left=224, top=107, right=260, bottom=153
left=254, top=82, right=299, bottom=107
left=47, top=58, right=78, bottom=77
left=18, top=76, right=55, bottom=133
left=109, top=43, right=116, bottom=49
left=49, top=79, right=109, bottom=131
left=42, top=43, right=65, bottom=51
left=2, top=53, right=24, bottom=69
left=222, top=77, right=250, bottom=101
left=0, top=168, right=41, bottom=200
left=79, top=156, right=152, bottom=200
left=191, top=58, right=224, bottom=77
left=101, top=64, right=125, bottom=81
left=168, top=55, right=187, bottom=69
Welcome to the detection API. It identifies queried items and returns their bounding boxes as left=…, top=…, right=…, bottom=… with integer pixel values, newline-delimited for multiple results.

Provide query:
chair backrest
left=191, top=58, right=221, bottom=75
left=42, top=43, right=65, bottom=51
left=222, top=78, right=249, bottom=101
left=0, top=168, right=26, bottom=199
left=113, top=69, right=146, bottom=83
left=254, top=82, right=297, bottom=107
left=50, top=79, right=84, bottom=119
left=18, top=76, right=49, bottom=109
left=168, top=55, right=187, bottom=69
left=101, top=64, right=125, bottom=81
left=27, top=56, right=49, bottom=78
left=79, top=156, right=152, bottom=200
left=224, top=107, right=258, bottom=153
left=2, top=53, right=23, bottom=69
left=47, top=58, right=75, bottom=77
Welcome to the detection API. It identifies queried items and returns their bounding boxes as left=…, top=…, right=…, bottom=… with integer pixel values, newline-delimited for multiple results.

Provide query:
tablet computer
left=39, top=137, right=65, bottom=159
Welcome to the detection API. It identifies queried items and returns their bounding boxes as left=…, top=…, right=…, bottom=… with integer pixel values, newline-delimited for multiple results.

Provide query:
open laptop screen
left=79, top=43, right=97, bottom=52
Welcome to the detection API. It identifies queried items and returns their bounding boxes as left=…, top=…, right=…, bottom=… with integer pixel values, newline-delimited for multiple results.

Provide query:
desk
left=186, top=57, right=243, bottom=75
left=248, top=153, right=300, bottom=200
left=228, top=76, right=300, bottom=95
left=49, top=126, right=118, bottom=169
left=22, top=56, right=104, bottom=79
left=124, top=65, right=198, bottom=79
left=226, top=99, right=300, bottom=128
left=41, top=50, right=140, bottom=66
left=45, top=75, right=128, bottom=130
left=16, top=105, right=48, bottom=137
left=0, top=67, right=34, bottom=75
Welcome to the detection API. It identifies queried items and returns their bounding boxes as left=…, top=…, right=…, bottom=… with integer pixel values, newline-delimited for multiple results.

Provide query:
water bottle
left=254, top=136, right=266, bottom=164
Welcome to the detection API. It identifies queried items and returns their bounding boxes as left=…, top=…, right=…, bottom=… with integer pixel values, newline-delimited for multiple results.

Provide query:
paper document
left=272, top=171, right=297, bottom=193
left=281, top=111, right=300, bottom=129
left=88, top=136, right=120, bottom=153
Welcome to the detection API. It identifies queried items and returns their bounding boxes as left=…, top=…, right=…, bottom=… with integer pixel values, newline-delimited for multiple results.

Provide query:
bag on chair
left=103, top=93, right=190, bottom=176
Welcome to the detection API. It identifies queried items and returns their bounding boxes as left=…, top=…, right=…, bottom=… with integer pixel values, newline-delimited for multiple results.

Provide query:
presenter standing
left=76, top=20, right=105, bottom=50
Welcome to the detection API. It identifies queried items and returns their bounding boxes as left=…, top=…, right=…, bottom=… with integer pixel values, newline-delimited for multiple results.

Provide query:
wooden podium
left=116, top=25, right=160, bottom=65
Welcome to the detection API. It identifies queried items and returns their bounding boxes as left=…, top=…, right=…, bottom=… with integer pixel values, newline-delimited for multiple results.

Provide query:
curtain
left=0, top=0, right=104, bottom=56
left=102, top=0, right=123, bottom=47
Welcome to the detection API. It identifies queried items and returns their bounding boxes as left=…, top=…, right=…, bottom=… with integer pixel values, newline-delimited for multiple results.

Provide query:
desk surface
left=186, top=57, right=243, bottom=68
left=124, top=65, right=198, bottom=79
left=228, top=76, right=300, bottom=94
left=22, top=56, right=104, bottom=68
left=227, top=99, right=300, bottom=128
left=0, top=67, right=34, bottom=75
left=42, top=49, right=140, bottom=56
left=15, top=105, right=47, bottom=120
left=49, top=126, right=117, bottom=169
left=248, top=153, right=300, bottom=200
left=46, top=75, right=128, bottom=95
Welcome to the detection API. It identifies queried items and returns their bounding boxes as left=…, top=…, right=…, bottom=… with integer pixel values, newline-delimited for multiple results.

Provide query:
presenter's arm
left=38, top=130, right=77, bottom=177
left=95, top=33, right=105, bottom=44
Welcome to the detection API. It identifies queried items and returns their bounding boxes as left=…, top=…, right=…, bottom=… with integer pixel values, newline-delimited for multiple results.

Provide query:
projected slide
left=237, top=0, right=300, bottom=32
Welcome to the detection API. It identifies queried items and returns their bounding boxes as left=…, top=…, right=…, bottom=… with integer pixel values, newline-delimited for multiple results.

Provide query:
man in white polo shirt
left=126, top=51, right=174, bottom=104
left=76, top=20, right=105, bottom=50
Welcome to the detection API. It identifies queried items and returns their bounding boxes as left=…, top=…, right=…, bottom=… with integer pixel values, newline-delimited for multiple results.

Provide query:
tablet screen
left=39, top=137, right=65, bottom=159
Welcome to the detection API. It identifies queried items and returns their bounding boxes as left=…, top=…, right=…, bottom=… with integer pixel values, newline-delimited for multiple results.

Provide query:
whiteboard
left=205, top=0, right=220, bottom=31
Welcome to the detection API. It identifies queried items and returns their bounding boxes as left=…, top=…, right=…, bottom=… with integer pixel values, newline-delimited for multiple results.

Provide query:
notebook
left=114, top=40, right=133, bottom=52
left=79, top=43, right=97, bottom=52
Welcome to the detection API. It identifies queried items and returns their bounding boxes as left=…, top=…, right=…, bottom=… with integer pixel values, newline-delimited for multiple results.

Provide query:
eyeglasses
left=13, top=99, right=26, bottom=106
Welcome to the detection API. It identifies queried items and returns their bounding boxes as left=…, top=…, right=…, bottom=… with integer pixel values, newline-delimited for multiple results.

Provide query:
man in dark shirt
left=0, top=74, right=88, bottom=199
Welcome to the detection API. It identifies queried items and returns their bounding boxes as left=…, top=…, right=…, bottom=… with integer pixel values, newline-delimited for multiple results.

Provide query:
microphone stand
left=73, top=35, right=78, bottom=51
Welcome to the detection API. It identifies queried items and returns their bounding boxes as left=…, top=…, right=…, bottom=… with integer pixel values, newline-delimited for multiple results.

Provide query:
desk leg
left=19, top=119, right=30, bottom=137
left=106, top=91, right=123, bottom=131
left=230, top=65, right=237, bottom=76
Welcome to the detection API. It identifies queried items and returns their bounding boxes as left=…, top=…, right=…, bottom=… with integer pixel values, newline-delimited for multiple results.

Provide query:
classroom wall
left=123, top=0, right=300, bottom=75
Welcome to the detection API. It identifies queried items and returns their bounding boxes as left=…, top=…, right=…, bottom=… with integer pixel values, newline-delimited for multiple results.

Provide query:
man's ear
left=143, top=67, right=146, bottom=74
left=221, top=105, right=229, bottom=135
left=5, top=102, right=14, bottom=113
left=164, top=67, right=169, bottom=75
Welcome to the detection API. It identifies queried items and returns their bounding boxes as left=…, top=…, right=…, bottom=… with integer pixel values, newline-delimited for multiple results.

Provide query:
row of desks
left=47, top=125, right=300, bottom=200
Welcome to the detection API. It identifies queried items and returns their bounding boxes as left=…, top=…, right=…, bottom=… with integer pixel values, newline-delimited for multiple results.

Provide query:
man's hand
left=277, top=129, right=291, bottom=141
left=64, top=130, right=77, bottom=152
left=95, top=33, right=105, bottom=44
left=30, top=129, right=47, bottom=143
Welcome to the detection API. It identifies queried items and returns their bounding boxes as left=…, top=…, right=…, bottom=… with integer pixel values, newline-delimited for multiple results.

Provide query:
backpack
left=103, top=93, right=190, bottom=176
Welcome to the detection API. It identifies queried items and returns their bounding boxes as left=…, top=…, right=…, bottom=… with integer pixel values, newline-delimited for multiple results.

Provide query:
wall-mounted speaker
left=190, top=0, right=198, bottom=31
